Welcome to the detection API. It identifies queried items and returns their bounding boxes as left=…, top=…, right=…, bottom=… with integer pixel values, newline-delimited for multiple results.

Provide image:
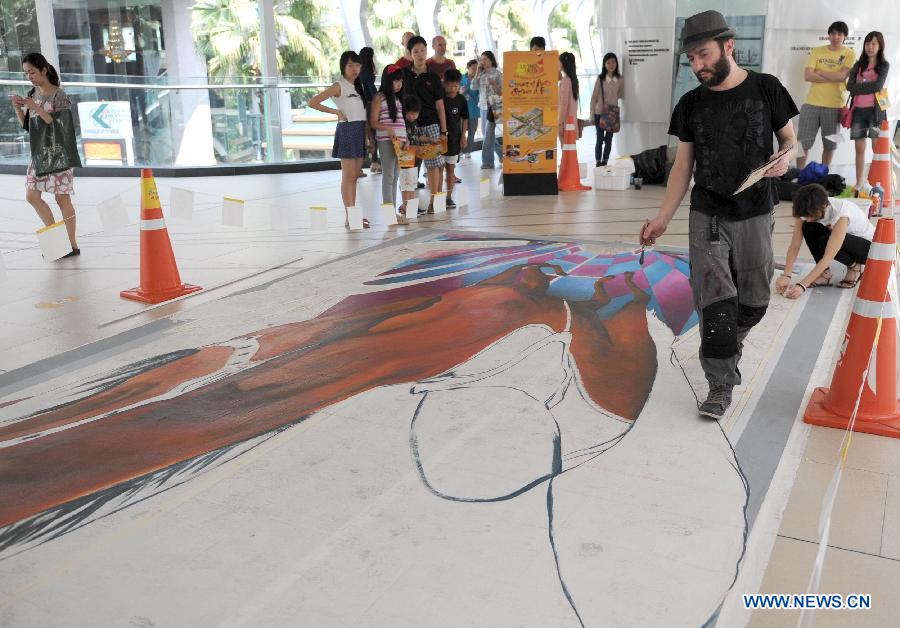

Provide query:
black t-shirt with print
left=403, top=66, right=445, bottom=127
left=668, top=71, right=799, bottom=221
left=443, top=94, right=469, bottom=155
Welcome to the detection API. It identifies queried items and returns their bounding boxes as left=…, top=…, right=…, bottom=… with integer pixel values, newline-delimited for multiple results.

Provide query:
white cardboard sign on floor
left=479, top=178, right=490, bottom=198
left=310, top=207, right=328, bottom=231
left=97, top=194, right=130, bottom=232
left=269, top=206, right=290, bottom=232
left=432, top=192, right=447, bottom=214
left=171, top=188, right=194, bottom=221
left=381, top=203, right=398, bottom=225
left=346, top=206, right=364, bottom=230
left=222, top=198, right=245, bottom=227
left=454, top=187, right=467, bottom=209
left=406, top=198, right=419, bottom=219
left=36, top=221, right=72, bottom=261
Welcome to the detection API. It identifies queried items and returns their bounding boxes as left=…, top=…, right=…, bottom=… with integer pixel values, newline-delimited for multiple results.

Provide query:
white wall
left=594, top=0, right=900, bottom=164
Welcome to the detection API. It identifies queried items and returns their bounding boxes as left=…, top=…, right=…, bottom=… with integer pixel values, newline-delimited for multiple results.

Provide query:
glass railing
left=0, top=75, right=347, bottom=168
left=2, top=72, right=571, bottom=169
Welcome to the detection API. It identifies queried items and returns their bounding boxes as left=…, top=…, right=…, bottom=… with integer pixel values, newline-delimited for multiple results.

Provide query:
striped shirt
left=374, top=95, right=407, bottom=141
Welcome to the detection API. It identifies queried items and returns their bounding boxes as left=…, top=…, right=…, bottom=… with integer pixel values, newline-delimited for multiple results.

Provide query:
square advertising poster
left=502, top=51, right=560, bottom=175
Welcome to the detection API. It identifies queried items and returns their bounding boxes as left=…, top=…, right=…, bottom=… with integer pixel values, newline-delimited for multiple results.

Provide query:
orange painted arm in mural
left=0, top=265, right=658, bottom=528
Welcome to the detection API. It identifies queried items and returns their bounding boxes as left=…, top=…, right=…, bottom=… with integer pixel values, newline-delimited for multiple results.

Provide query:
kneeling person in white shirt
left=778, top=183, right=874, bottom=298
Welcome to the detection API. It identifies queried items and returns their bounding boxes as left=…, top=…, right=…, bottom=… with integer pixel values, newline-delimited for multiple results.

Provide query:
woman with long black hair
left=558, top=52, right=580, bottom=142
left=369, top=64, right=408, bottom=222
left=309, top=50, right=370, bottom=228
left=359, top=46, right=380, bottom=174
left=10, top=52, right=82, bottom=256
left=847, top=31, right=890, bottom=189
left=589, top=52, right=625, bottom=166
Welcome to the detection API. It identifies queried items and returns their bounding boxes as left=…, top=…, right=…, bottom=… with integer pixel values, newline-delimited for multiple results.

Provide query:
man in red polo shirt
left=395, top=31, right=416, bottom=69
left=426, top=35, right=456, bottom=81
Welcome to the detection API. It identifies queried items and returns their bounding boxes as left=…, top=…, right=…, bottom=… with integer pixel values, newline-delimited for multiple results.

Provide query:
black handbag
left=29, top=108, right=82, bottom=177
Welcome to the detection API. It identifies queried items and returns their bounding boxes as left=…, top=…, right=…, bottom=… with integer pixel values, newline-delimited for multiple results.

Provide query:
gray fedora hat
left=678, top=10, right=736, bottom=54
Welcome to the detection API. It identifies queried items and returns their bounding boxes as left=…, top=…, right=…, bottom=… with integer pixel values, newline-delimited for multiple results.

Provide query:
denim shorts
left=850, top=106, right=879, bottom=140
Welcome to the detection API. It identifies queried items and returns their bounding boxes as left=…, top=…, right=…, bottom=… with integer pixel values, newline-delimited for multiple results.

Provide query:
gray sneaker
left=699, top=384, right=733, bottom=420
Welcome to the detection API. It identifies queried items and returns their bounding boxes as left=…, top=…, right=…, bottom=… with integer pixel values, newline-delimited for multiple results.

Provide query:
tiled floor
left=1, top=137, right=899, bottom=626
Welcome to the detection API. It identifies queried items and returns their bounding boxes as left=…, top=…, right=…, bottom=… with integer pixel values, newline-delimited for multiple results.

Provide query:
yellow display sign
left=502, top=51, right=559, bottom=175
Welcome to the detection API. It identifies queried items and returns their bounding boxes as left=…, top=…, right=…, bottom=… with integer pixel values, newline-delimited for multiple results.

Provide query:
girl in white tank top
left=308, top=51, right=370, bottom=228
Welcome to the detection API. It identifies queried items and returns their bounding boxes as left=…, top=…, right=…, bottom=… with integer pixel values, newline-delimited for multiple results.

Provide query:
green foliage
left=491, top=0, right=533, bottom=48
left=190, top=0, right=342, bottom=80
left=366, top=0, right=417, bottom=71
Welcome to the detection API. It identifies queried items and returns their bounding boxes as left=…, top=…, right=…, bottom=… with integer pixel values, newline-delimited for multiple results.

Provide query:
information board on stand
left=502, top=51, right=559, bottom=196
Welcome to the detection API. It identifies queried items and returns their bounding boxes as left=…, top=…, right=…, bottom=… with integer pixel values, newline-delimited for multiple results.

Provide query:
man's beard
left=695, top=55, right=731, bottom=87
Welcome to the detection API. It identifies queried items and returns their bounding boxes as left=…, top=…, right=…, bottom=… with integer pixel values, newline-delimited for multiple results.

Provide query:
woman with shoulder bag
left=847, top=31, right=890, bottom=189
left=475, top=51, right=503, bottom=169
left=589, top=52, right=624, bottom=166
left=10, top=52, right=82, bottom=256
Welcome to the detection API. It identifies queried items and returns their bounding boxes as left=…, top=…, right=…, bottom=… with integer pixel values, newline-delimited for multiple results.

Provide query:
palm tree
left=366, top=0, right=418, bottom=71
left=190, top=0, right=334, bottom=80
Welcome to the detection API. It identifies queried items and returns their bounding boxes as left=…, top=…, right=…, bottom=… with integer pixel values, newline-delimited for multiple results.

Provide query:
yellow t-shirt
left=804, top=45, right=856, bottom=108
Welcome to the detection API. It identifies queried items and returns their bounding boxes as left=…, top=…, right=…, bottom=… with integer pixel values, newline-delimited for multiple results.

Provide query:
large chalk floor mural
left=0, top=234, right=750, bottom=626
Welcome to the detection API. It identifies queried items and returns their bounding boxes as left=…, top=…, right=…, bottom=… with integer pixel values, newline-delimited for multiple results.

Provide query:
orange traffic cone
left=867, top=119, right=894, bottom=209
left=121, top=169, right=202, bottom=304
left=804, top=218, right=900, bottom=436
left=558, top=116, right=590, bottom=191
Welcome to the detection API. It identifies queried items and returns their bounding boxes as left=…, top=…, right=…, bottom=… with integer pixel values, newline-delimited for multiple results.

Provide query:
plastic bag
left=29, top=109, right=82, bottom=177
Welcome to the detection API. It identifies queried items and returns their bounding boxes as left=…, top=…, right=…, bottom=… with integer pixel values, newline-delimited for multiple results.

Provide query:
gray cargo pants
left=688, top=210, right=775, bottom=388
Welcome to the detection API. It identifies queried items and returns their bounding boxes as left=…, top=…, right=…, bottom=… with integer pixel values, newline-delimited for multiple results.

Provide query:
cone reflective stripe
left=867, top=120, right=894, bottom=208
left=804, top=218, right=900, bottom=436
left=558, top=115, right=590, bottom=192
left=121, top=169, right=202, bottom=304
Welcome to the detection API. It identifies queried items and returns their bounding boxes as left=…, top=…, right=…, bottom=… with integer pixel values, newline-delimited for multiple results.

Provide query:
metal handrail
left=0, top=79, right=333, bottom=91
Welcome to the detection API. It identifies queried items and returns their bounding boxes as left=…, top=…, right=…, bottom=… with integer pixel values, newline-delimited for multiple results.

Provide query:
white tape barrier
left=36, top=221, right=72, bottom=261
left=346, top=206, right=364, bottom=230
left=433, top=192, right=447, bottom=214
left=97, top=194, right=130, bottom=232
left=381, top=203, right=398, bottom=226
left=456, top=186, right=467, bottom=208
left=222, top=197, right=245, bottom=227
left=310, top=206, right=328, bottom=231
left=170, top=187, right=194, bottom=221
left=406, top=198, right=419, bottom=219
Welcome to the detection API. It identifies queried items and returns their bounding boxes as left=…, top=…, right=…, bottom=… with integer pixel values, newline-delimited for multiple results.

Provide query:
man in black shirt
left=640, top=10, right=798, bottom=420
left=403, top=35, right=448, bottom=212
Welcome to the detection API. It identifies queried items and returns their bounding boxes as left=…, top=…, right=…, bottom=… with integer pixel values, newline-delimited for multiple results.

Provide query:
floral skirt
left=26, top=162, right=75, bottom=194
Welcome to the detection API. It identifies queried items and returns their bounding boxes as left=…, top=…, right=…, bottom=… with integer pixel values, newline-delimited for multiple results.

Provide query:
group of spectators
left=309, top=33, right=628, bottom=226
left=795, top=21, right=891, bottom=190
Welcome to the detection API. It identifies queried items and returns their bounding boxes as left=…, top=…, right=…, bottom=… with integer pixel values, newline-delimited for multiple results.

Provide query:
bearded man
left=640, top=10, right=799, bottom=419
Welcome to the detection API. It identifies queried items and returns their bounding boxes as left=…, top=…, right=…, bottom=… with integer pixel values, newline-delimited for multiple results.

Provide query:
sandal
left=809, top=269, right=833, bottom=287
left=837, top=264, right=863, bottom=289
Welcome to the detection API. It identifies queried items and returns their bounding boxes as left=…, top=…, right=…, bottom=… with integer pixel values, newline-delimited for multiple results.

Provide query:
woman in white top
left=309, top=51, right=370, bottom=228
left=778, top=183, right=874, bottom=298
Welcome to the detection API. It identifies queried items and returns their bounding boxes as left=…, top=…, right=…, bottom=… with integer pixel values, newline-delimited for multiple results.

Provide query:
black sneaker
left=417, top=181, right=426, bottom=189
left=62, top=248, right=81, bottom=258
left=699, top=385, right=733, bottom=420
left=446, top=198, right=457, bottom=209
